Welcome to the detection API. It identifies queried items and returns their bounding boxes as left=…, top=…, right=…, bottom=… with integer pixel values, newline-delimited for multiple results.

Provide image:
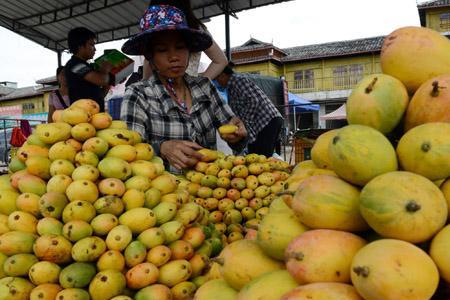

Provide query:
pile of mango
left=0, top=100, right=224, bottom=300
left=193, top=26, right=450, bottom=300
left=179, top=149, right=291, bottom=244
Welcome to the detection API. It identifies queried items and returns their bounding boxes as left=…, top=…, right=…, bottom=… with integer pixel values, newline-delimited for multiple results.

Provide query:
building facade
left=231, top=0, right=450, bottom=129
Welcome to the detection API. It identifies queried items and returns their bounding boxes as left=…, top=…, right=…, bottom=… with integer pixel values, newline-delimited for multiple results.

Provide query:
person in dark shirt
left=215, top=65, right=284, bottom=157
left=65, top=27, right=112, bottom=112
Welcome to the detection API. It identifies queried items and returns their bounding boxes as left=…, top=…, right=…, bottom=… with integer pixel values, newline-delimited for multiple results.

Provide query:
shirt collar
left=147, top=73, right=212, bottom=114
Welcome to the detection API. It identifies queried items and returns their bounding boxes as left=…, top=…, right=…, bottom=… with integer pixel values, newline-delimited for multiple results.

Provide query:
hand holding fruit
left=160, top=140, right=204, bottom=170
left=219, top=117, right=247, bottom=144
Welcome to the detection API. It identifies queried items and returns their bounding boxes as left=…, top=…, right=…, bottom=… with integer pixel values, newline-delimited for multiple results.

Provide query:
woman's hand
left=160, top=140, right=204, bottom=170
left=220, top=117, right=247, bottom=144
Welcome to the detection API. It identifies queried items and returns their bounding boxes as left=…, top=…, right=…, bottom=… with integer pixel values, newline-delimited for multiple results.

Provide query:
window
left=440, top=13, right=450, bottom=31
left=293, top=69, right=314, bottom=89
left=333, top=64, right=363, bottom=88
left=22, top=103, right=35, bottom=110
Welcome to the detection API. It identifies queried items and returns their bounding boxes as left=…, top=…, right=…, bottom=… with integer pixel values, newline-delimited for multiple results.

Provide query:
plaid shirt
left=120, top=74, right=242, bottom=172
left=227, top=74, right=283, bottom=143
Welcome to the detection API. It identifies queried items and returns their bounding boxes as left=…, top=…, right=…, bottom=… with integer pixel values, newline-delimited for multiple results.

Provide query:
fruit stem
left=353, top=266, right=370, bottom=278
left=405, top=200, right=421, bottom=213
left=431, top=81, right=440, bottom=97
left=365, top=77, right=378, bottom=93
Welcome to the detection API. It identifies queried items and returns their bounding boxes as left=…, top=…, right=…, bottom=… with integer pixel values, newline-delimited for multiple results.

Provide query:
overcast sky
left=0, top=0, right=426, bottom=87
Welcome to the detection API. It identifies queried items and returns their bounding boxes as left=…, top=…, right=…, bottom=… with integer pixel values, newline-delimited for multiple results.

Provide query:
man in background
left=215, top=65, right=283, bottom=157
left=65, top=27, right=112, bottom=111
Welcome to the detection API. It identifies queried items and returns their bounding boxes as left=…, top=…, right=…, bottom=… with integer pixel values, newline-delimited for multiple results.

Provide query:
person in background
left=47, top=66, right=70, bottom=123
left=65, top=27, right=112, bottom=112
left=215, top=65, right=284, bottom=157
left=120, top=4, right=247, bottom=173
left=142, top=0, right=228, bottom=80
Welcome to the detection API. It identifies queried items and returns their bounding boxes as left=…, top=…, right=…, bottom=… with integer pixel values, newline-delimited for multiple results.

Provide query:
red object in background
left=10, top=127, right=27, bottom=147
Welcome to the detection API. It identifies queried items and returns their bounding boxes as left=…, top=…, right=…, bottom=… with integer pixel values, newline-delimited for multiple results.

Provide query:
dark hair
left=56, top=66, right=64, bottom=77
left=222, top=65, right=234, bottom=75
left=150, top=0, right=206, bottom=30
left=67, top=27, right=96, bottom=53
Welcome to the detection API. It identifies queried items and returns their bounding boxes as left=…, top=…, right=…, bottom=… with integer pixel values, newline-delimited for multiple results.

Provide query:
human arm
left=160, top=140, right=204, bottom=170
left=220, top=116, right=247, bottom=144
left=200, top=40, right=228, bottom=80
left=47, top=104, right=55, bottom=123
left=208, top=81, right=248, bottom=151
left=83, top=61, right=113, bottom=87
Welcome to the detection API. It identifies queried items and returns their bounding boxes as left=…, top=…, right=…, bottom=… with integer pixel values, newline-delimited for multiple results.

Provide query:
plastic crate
left=108, top=97, right=123, bottom=120
left=294, top=137, right=313, bottom=164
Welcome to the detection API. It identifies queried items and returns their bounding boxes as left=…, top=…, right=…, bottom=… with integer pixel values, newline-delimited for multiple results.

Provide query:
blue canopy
left=288, top=92, right=319, bottom=112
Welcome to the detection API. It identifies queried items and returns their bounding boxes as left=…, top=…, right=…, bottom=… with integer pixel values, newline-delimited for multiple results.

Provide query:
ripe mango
left=96, top=128, right=134, bottom=147
left=98, top=157, right=132, bottom=180
left=198, top=148, right=219, bottom=162
left=218, top=124, right=238, bottom=135
left=118, top=207, right=156, bottom=234
left=194, top=279, right=237, bottom=300
left=0, top=277, right=34, bottom=300
left=135, top=143, right=154, bottom=160
left=71, top=123, right=96, bottom=142
left=56, top=288, right=90, bottom=300
left=88, top=270, right=126, bottom=300
left=70, top=99, right=100, bottom=116
left=158, top=259, right=192, bottom=287
left=94, top=196, right=125, bottom=216
left=8, top=211, right=38, bottom=234
left=97, top=250, right=125, bottom=272
left=62, top=107, right=90, bottom=125
left=82, top=137, right=109, bottom=157
left=33, top=234, right=72, bottom=264
left=62, top=200, right=96, bottom=223
left=28, top=261, right=61, bottom=285
left=137, top=227, right=166, bottom=249
left=134, top=284, right=172, bottom=300
left=90, top=213, right=119, bottom=236
left=126, top=262, right=159, bottom=290
left=90, top=112, right=112, bottom=129
left=65, top=180, right=99, bottom=203
left=36, top=122, right=72, bottom=144
left=29, top=283, right=63, bottom=300
left=49, top=159, right=75, bottom=177
left=124, top=240, right=147, bottom=268
left=71, top=237, right=106, bottom=262
left=106, top=144, right=137, bottom=162
left=130, top=160, right=158, bottom=179
left=3, top=253, right=38, bottom=277
left=36, top=217, right=63, bottom=236
left=74, top=150, right=99, bottom=167
left=17, top=144, right=49, bottom=162
left=72, top=165, right=99, bottom=181
left=105, top=225, right=133, bottom=251
left=48, top=141, right=77, bottom=162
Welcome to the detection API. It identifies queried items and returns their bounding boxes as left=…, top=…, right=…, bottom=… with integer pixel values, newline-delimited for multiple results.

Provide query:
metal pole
left=224, top=0, right=231, bottom=61
left=57, top=50, right=62, bottom=67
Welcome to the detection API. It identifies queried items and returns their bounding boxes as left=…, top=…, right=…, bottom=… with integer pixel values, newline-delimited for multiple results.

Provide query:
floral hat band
left=122, top=5, right=213, bottom=55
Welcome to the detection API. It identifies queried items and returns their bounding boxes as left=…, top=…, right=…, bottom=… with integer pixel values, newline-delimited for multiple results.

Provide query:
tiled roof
left=36, top=76, right=57, bottom=85
left=0, top=86, right=43, bottom=101
left=281, top=36, right=384, bottom=62
left=417, top=0, right=450, bottom=9
left=0, top=86, right=15, bottom=97
left=231, top=38, right=287, bottom=55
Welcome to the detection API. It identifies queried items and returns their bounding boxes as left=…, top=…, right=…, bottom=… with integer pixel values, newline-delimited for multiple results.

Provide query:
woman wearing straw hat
left=120, top=4, right=247, bottom=173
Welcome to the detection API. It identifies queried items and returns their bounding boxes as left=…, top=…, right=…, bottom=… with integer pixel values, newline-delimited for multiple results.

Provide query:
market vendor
left=120, top=4, right=247, bottom=172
